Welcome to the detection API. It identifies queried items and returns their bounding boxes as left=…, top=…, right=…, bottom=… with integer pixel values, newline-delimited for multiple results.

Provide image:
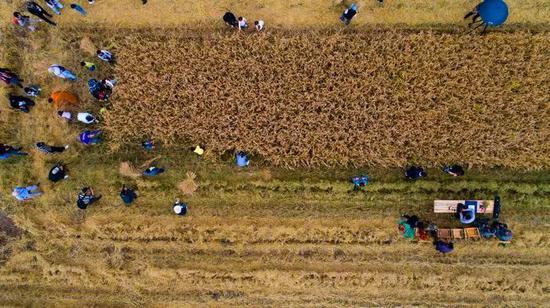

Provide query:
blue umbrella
left=478, top=0, right=509, bottom=26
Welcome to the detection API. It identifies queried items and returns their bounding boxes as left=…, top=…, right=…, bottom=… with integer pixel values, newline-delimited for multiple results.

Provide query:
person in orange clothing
left=48, top=90, right=79, bottom=110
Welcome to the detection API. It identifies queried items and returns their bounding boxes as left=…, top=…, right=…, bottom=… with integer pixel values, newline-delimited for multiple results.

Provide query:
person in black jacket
left=26, top=1, right=56, bottom=26
left=8, top=94, right=35, bottom=113
left=48, top=163, right=68, bottom=182
left=223, top=11, right=238, bottom=28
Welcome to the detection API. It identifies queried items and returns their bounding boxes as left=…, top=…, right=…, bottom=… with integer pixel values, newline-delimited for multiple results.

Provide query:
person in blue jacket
left=340, top=3, right=357, bottom=26
left=143, top=166, right=165, bottom=177
left=120, top=185, right=137, bottom=205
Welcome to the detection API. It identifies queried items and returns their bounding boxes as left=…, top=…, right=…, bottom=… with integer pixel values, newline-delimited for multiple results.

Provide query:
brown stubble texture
left=105, top=29, right=550, bottom=169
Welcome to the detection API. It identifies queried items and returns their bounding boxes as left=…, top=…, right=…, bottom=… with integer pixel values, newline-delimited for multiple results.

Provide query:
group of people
left=3, top=2, right=192, bottom=216
left=13, top=1, right=92, bottom=30
left=223, top=11, right=264, bottom=31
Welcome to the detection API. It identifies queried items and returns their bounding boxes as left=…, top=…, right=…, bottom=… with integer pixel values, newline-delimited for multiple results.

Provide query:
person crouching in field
left=79, top=130, right=102, bottom=145
left=0, top=68, right=24, bottom=88
left=120, top=185, right=137, bottom=206
left=254, top=20, right=265, bottom=31
left=238, top=16, right=248, bottom=30
left=0, top=144, right=28, bottom=160
left=97, top=50, right=115, bottom=64
left=48, top=64, right=77, bottom=81
left=223, top=11, right=238, bottom=28
left=173, top=199, right=188, bottom=216
left=340, top=3, right=357, bottom=26
left=143, top=166, right=165, bottom=177
left=48, top=163, right=69, bottom=182
left=12, top=184, right=42, bottom=201
left=77, top=187, right=101, bottom=209
left=8, top=94, right=35, bottom=113
left=36, top=142, right=68, bottom=154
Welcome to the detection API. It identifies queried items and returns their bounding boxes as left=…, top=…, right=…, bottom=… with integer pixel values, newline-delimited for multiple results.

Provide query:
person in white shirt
left=254, top=20, right=265, bottom=31
left=238, top=16, right=248, bottom=30
left=57, top=110, right=72, bottom=121
left=77, top=112, right=97, bottom=124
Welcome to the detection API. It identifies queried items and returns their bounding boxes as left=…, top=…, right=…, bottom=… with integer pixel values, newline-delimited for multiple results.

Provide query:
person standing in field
left=70, top=3, right=87, bottom=16
left=254, top=20, right=265, bottom=31
left=97, top=50, right=115, bottom=63
left=80, top=61, right=96, bottom=71
left=12, top=12, right=36, bottom=31
left=340, top=3, right=357, bottom=26
left=36, top=142, right=68, bottom=154
left=26, top=1, right=56, bottom=26
left=223, top=12, right=238, bottom=28
left=76, top=187, right=101, bottom=209
left=48, top=65, right=77, bottom=81
left=0, top=68, right=24, bottom=88
left=44, top=0, right=64, bottom=15
left=238, top=16, right=248, bottom=30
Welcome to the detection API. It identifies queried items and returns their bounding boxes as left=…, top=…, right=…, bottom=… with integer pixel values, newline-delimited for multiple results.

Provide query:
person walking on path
left=79, top=130, right=102, bottom=145
left=120, top=185, right=137, bottom=205
left=12, top=184, right=42, bottom=201
left=97, top=50, right=115, bottom=63
left=70, top=3, right=87, bottom=16
left=48, top=163, right=69, bottom=182
left=77, top=187, right=101, bottom=209
left=0, top=68, right=24, bottom=88
left=44, top=0, right=64, bottom=15
left=173, top=199, right=188, bottom=216
left=8, top=94, right=35, bottom=113
left=48, top=65, right=77, bottom=81
left=340, top=3, right=358, bottom=26
left=80, top=61, right=96, bottom=71
left=36, top=142, right=68, bottom=154
left=26, top=1, right=56, bottom=26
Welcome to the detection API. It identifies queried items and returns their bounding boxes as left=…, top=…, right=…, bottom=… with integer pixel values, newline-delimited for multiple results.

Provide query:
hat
left=173, top=205, right=183, bottom=214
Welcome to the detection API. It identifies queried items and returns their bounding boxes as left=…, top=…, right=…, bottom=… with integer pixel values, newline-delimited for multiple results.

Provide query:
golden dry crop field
left=1, top=0, right=549, bottom=306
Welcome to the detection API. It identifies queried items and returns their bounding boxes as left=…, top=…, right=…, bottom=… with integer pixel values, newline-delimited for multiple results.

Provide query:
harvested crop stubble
left=105, top=29, right=550, bottom=168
